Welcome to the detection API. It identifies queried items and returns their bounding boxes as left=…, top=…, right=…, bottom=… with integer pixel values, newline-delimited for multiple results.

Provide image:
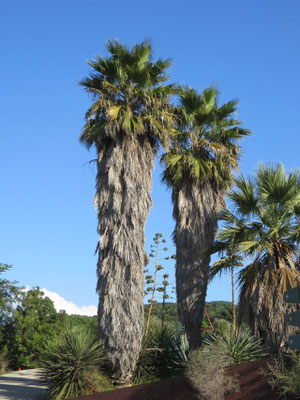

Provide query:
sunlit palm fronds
left=80, top=39, right=177, bottom=151
left=210, top=163, right=300, bottom=347
left=161, top=87, right=250, bottom=190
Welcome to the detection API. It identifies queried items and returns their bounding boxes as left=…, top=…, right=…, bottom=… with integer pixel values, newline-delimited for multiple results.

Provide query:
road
left=0, top=369, right=47, bottom=399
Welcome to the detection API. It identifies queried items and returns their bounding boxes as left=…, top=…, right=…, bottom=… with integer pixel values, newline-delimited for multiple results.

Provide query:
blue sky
left=1, top=0, right=299, bottom=310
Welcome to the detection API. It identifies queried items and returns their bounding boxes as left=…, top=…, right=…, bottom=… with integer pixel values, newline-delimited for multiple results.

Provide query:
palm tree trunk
left=173, top=182, right=224, bottom=349
left=241, top=275, right=300, bottom=348
left=95, top=134, right=154, bottom=381
left=231, top=266, right=236, bottom=335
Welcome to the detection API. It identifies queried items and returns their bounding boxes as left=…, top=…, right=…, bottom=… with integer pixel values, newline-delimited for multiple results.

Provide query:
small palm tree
left=208, top=249, right=243, bottom=334
left=80, top=40, right=175, bottom=381
left=211, top=163, right=300, bottom=347
left=161, top=86, right=250, bottom=348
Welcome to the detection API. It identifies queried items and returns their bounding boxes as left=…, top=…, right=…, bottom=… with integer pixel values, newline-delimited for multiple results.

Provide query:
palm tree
left=80, top=40, right=175, bottom=381
left=208, top=249, right=243, bottom=334
left=161, top=87, right=250, bottom=348
left=212, top=163, right=300, bottom=348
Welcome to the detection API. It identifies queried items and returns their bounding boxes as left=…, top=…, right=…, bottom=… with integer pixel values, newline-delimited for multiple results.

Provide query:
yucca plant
left=134, top=323, right=188, bottom=383
left=175, top=325, right=189, bottom=364
left=203, top=329, right=268, bottom=365
left=41, top=327, right=111, bottom=399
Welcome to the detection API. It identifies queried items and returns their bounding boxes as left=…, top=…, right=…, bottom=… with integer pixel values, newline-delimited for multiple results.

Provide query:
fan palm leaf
left=211, top=163, right=300, bottom=347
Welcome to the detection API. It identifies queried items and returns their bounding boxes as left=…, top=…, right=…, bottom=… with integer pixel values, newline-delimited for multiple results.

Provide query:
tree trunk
left=172, top=182, right=224, bottom=349
left=240, top=276, right=300, bottom=349
left=95, top=134, right=154, bottom=381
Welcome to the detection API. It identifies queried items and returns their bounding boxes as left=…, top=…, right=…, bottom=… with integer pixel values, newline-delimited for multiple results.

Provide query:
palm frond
left=80, top=39, right=175, bottom=150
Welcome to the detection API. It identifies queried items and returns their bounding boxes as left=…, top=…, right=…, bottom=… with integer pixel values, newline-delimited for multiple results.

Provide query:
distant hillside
left=144, top=301, right=236, bottom=327
left=65, top=301, right=236, bottom=332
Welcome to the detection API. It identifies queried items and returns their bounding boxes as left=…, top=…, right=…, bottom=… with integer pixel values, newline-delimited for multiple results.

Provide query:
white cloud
left=40, top=288, right=97, bottom=317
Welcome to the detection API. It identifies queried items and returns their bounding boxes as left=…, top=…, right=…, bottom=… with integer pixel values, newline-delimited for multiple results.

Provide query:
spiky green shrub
left=134, top=322, right=188, bottom=383
left=203, top=329, right=268, bottom=365
left=263, top=352, right=300, bottom=399
left=186, top=345, right=240, bottom=400
left=41, top=327, right=112, bottom=399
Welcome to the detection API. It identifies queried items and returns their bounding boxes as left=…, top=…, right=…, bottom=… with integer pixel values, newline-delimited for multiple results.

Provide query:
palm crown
left=80, top=40, right=176, bottom=151
left=213, top=163, right=300, bottom=298
left=162, top=86, right=251, bottom=189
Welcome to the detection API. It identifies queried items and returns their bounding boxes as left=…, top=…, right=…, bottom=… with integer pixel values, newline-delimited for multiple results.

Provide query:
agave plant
left=41, top=327, right=111, bottom=399
left=175, top=325, right=189, bottom=364
left=134, top=323, right=188, bottom=383
left=203, top=329, right=268, bottom=365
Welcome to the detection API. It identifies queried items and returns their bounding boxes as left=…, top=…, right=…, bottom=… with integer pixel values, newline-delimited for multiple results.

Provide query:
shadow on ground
left=0, top=369, right=47, bottom=400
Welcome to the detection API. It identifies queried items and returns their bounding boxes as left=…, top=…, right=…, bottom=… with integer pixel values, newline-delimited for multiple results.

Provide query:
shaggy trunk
left=95, top=134, right=154, bottom=381
left=173, top=182, right=224, bottom=349
left=240, top=274, right=300, bottom=349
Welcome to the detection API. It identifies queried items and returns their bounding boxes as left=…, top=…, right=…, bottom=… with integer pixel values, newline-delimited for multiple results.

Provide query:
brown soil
left=77, top=358, right=281, bottom=400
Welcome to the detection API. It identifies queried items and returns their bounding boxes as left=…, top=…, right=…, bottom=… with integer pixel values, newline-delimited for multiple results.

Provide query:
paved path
left=0, top=369, right=47, bottom=399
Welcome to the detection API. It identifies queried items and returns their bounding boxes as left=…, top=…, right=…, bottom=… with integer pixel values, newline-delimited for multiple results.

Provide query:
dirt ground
left=0, top=369, right=47, bottom=400
left=76, top=358, right=282, bottom=400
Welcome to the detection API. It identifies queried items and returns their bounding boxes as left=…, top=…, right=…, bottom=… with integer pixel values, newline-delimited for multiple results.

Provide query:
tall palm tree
left=161, top=87, right=250, bottom=348
left=212, top=163, right=300, bottom=347
left=80, top=40, right=175, bottom=381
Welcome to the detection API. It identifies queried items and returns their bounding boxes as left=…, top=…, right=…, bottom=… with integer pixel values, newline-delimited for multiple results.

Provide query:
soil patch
left=76, top=358, right=281, bottom=400
left=224, top=357, right=278, bottom=400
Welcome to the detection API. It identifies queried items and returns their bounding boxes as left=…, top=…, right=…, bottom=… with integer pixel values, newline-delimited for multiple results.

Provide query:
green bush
left=0, top=352, right=11, bottom=375
left=41, top=327, right=112, bottom=399
left=186, top=345, right=240, bottom=400
left=134, top=322, right=188, bottom=384
left=263, top=352, right=300, bottom=399
left=213, top=318, right=231, bottom=336
left=203, top=329, right=268, bottom=365
left=5, top=288, right=66, bottom=369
